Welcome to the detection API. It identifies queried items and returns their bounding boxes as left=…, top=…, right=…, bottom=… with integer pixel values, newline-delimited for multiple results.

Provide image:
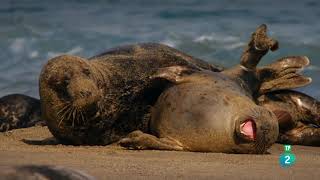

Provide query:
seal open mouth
left=240, top=119, right=256, bottom=140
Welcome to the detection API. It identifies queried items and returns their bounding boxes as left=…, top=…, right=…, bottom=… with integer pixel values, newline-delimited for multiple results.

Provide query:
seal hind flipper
left=278, top=122, right=320, bottom=146
left=222, top=24, right=279, bottom=97
left=240, top=24, right=278, bottom=70
left=258, top=56, right=312, bottom=94
left=258, top=90, right=320, bottom=126
left=258, top=90, right=320, bottom=146
left=119, top=130, right=184, bottom=151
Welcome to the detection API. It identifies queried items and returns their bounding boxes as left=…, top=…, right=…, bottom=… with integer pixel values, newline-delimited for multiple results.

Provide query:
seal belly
left=150, top=72, right=278, bottom=153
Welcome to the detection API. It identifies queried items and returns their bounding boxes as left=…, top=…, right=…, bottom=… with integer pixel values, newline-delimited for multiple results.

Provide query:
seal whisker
left=75, top=107, right=79, bottom=125
left=79, top=110, right=86, bottom=125
left=70, top=106, right=76, bottom=127
left=56, top=103, right=71, bottom=117
left=57, top=105, right=72, bottom=127
left=73, top=107, right=77, bottom=125
left=76, top=107, right=82, bottom=125
left=65, top=106, right=74, bottom=127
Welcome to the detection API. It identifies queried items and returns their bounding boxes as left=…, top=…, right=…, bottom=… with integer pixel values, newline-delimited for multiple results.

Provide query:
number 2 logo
left=284, top=155, right=290, bottom=164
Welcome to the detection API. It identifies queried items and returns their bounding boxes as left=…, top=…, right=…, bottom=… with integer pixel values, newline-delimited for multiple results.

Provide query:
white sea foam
left=193, top=33, right=245, bottom=51
left=225, top=42, right=246, bottom=50
left=47, top=46, right=83, bottom=59
left=194, top=34, right=214, bottom=42
left=29, top=51, right=39, bottom=58
left=47, top=52, right=62, bottom=59
left=194, top=33, right=239, bottom=43
left=9, top=38, right=26, bottom=54
left=161, top=39, right=177, bottom=47
left=66, top=46, right=83, bottom=55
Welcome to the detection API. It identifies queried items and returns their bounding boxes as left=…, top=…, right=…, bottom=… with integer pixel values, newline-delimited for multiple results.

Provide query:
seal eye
left=64, top=72, right=72, bottom=84
left=83, top=68, right=91, bottom=76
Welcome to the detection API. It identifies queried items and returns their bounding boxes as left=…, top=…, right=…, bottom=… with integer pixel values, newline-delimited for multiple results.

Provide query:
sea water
left=0, top=0, right=319, bottom=98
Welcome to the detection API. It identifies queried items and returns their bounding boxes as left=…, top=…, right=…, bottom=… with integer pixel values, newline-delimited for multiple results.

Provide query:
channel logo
left=279, top=145, right=296, bottom=167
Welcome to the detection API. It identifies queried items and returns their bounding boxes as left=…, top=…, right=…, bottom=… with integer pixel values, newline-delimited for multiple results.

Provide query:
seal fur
left=40, top=43, right=222, bottom=145
left=0, top=94, right=44, bottom=132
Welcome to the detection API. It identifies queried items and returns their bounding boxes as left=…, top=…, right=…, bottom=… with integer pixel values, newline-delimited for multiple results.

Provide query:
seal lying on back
left=0, top=94, right=44, bottom=132
left=120, top=53, right=313, bottom=152
left=120, top=67, right=279, bottom=153
left=40, top=24, right=303, bottom=153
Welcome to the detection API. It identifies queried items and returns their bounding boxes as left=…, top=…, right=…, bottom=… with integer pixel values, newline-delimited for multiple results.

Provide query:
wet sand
left=0, top=126, right=319, bottom=179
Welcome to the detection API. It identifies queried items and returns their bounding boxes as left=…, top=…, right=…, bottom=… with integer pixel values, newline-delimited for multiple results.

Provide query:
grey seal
left=0, top=94, right=44, bottom=132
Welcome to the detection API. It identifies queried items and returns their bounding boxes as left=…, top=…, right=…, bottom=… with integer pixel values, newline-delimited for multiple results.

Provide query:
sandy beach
left=0, top=126, right=319, bottom=179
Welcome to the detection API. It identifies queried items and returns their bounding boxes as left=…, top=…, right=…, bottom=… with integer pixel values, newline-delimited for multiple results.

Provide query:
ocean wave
left=306, top=65, right=320, bottom=71
left=29, top=51, right=39, bottom=58
left=9, top=38, right=26, bottom=54
left=47, top=46, right=83, bottom=59
left=161, top=39, right=178, bottom=47
left=194, top=33, right=239, bottom=43
left=66, top=46, right=83, bottom=55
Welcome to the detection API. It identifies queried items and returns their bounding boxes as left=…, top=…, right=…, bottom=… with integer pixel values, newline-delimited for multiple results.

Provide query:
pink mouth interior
left=240, top=119, right=256, bottom=140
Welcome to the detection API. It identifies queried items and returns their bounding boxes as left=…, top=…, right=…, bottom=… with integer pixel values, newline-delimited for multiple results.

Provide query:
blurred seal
left=0, top=165, right=95, bottom=180
left=0, top=94, right=44, bottom=132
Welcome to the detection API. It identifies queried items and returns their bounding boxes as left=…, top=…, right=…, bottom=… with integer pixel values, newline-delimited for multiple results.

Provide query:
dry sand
left=0, top=126, right=319, bottom=180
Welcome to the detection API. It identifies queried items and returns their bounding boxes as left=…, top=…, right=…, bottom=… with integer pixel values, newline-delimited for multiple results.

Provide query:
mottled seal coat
left=40, top=42, right=221, bottom=145
left=118, top=25, right=282, bottom=153
left=0, top=94, right=44, bottom=132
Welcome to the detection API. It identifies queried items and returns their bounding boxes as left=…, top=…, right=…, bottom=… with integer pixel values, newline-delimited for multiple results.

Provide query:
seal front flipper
left=150, top=65, right=200, bottom=84
left=258, top=56, right=312, bottom=94
left=119, top=130, right=184, bottom=151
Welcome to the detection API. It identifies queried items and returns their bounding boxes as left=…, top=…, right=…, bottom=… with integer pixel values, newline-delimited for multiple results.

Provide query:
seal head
left=39, top=55, right=103, bottom=143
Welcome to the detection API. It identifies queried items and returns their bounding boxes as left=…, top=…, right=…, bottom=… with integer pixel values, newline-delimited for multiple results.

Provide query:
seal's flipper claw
left=278, top=123, right=320, bottom=146
left=258, top=56, right=311, bottom=94
left=240, top=24, right=278, bottom=69
left=254, top=24, right=279, bottom=52
left=150, top=66, right=198, bottom=84
left=119, top=130, right=184, bottom=151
